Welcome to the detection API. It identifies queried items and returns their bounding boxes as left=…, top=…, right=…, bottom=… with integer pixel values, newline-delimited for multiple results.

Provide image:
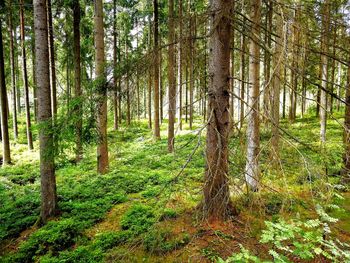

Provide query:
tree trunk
left=32, top=39, right=38, bottom=122
left=47, top=0, right=57, bottom=119
left=148, top=17, right=152, bottom=129
left=167, top=0, right=176, bottom=152
left=336, top=62, right=341, bottom=111
left=0, top=19, right=11, bottom=165
left=203, top=0, right=232, bottom=221
left=343, top=41, right=350, bottom=178
left=153, top=0, right=160, bottom=139
left=270, top=7, right=283, bottom=163
left=73, top=0, right=82, bottom=162
left=20, top=0, right=34, bottom=150
left=320, top=0, right=330, bottom=143
left=13, top=29, right=21, bottom=115
left=245, top=0, right=261, bottom=191
left=239, top=19, right=246, bottom=129
left=113, top=0, right=118, bottom=130
left=177, top=0, right=183, bottom=130
left=94, top=0, right=109, bottom=174
left=8, top=3, right=18, bottom=140
left=189, top=16, right=194, bottom=130
left=263, top=1, right=272, bottom=124
left=125, top=42, right=131, bottom=126
left=34, top=0, right=57, bottom=223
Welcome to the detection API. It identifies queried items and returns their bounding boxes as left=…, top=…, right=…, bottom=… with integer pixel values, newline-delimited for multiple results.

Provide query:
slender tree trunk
left=153, top=0, right=160, bottom=139
left=160, top=50, right=163, bottom=123
left=329, top=25, right=337, bottom=114
left=343, top=42, right=350, bottom=178
left=189, top=16, right=194, bottom=130
left=320, top=0, right=330, bottom=143
left=20, top=0, right=34, bottom=150
left=167, top=0, right=176, bottom=152
left=34, top=0, right=57, bottom=223
left=0, top=19, right=11, bottom=165
left=118, top=36, right=122, bottom=125
left=177, top=0, right=183, bottom=130
left=8, top=4, right=18, bottom=140
left=239, top=20, right=246, bottom=129
left=125, top=42, right=131, bottom=126
left=32, top=39, right=38, bottom=122
left=148, top=17, right=152, bottom=129
left=73, top=0, right=82, bottom=162
left=337, top=62, right=341, bottom=111
left=203, top=0, right=233, bottom=221
left=270, top=8, right=283, bottom=163
left=94, top=0, right=109, bottom=174
left=245, top=0, right=261, bottom=191
left=263, top=1, right=272, bottom=124
left=113, top=0, right=118, bottom=130
left=47, top=0, right=57, bottom=119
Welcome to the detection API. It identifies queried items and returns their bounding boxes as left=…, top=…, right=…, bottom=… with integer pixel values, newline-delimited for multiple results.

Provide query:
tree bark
left=153, top=0, right=160, bottom=139
left=245, top=0, right=261, bottom=191
left=47, top=0, right=57, bottom=119
left=320, top=0, right=330, bottom=143
left=167, top=0, right=176, bottom=152
left=20, top=0, right=34, bottom=150
left=177, top=0, right=183, bottom=130
left=8, top=3, right=18, bottom=140
left=203, top=0, right=232, bottom=221
left=270, top=8, right=283, bottom=163
left=34, top=0, right=57, bottom=223
left=343, top=39, right=350, bottom=179
left=239, top=18, right=246, bottom=129
left=73, top=0, right=82, bottom=162
left=113, top=0, right=118, bottom=130
left=0, top=19, right=11, bottom=165
left=94, top=0, right=109, bottom=174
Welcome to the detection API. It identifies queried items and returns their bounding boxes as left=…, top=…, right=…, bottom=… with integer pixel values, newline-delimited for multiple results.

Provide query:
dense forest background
left=1, top=0, right=350, bottom=262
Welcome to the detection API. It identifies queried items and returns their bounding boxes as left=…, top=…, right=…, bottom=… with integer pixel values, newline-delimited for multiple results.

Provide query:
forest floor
left=1, top=110, right=350, bottom=262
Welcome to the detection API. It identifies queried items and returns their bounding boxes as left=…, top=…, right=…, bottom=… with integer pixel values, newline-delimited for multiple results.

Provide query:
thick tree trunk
left=94, top=0, right=109, bottom=174
left=245, top=0, right=261, bottom=191
left=8, top=4, right=18, bottom=140
left=47, top=0, right=57, bottom=119
left=0, top=19, right=11, bottom=165
left=203, top=0, right=232, bottom=221
left=73, top=0, right=82, bottom=162
left=153, top=0, right=160, bottom=139
left=34, top=0, right=57, bottom=223
left=20, top=0, right=34, bottom=150
left=167, top=0, right=176, bottom=152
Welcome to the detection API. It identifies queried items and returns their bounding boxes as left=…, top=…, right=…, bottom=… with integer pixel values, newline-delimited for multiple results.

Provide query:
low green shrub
left=120, top=204, right=156, bottom=235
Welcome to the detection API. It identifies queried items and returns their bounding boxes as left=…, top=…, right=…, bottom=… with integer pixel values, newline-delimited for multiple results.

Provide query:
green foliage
left=5, top=219, right=81, bottom=263
left=218, top=206, right=350, bottom=262
left=120, top=204, right=156, bottom=235
left=143, top=229, right=190, bottom=254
